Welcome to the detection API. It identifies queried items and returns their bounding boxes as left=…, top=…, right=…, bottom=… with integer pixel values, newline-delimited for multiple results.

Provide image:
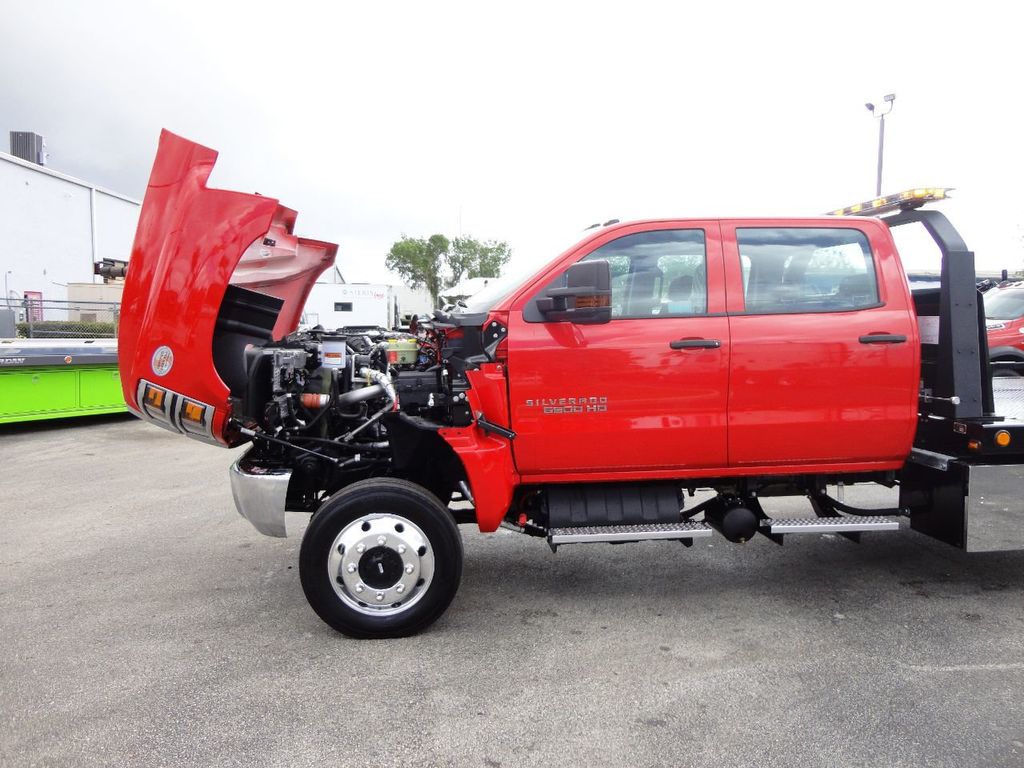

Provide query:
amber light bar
left=827, top=187, right=953, bottom=217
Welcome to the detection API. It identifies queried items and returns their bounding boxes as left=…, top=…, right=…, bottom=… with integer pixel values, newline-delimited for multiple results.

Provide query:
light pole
left=865, top=93, right=895, bottom=196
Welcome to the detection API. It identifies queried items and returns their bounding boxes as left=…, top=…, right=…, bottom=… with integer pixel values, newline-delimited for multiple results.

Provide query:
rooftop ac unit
left=9, top=132, right=46, bottom=166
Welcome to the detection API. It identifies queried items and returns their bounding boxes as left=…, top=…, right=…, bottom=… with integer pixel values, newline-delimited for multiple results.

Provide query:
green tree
left=450, top=237, right=512, bottom=281
left=385, top=234, right=450, bottom=310
left=385, top=234, right=512, bottom=308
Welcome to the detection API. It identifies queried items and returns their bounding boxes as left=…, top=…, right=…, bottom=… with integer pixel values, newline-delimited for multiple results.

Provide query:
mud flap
left=902, top=455, right=1024, bottom=551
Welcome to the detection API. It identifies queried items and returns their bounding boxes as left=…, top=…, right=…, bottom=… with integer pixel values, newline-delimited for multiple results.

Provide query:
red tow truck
left=119, top=132, right=1024, bottom=638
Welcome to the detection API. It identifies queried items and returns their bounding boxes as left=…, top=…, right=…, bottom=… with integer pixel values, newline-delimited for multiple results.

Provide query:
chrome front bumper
left=229, top=451, right=292, bottom=538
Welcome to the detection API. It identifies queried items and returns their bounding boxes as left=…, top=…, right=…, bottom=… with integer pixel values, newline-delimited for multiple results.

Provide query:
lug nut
left=405, top=564, right=414, bottom=574
left=347, top=564, right=356, bottom=573
left=355, top=584, right=364, bottom=593
left=377, top=535, right=386, bottom=546
left=376, top=592, right=385, bottom=601
left=356, top=543, right=365, bottom=553
left=396, top=584, right=405, bottom=594
left=397, top=545, right=406, bottom=554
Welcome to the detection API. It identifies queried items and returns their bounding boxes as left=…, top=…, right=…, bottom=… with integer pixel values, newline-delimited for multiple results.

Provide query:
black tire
left=299, top=478, right=463, bottom=639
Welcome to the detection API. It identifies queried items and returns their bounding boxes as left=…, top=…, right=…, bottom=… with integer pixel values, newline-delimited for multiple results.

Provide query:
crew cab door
left=722, top=220, right=919, bottom=467
left=506, top=222, right=729, bottom=477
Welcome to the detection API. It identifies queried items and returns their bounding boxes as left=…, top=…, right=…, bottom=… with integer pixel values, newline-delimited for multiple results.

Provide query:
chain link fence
left=13, top=298, right=121, bottom=338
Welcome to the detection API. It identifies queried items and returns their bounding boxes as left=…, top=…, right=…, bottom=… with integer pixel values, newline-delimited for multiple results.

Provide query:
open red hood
left=119, top=130, right=337, bottom=445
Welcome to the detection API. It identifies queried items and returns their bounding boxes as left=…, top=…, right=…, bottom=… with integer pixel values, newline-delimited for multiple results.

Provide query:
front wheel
left=299, top=478, right=463, bottom=639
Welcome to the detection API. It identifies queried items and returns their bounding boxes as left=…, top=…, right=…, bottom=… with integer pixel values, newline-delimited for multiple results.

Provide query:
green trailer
left=0, top=339, right=126, bottom=424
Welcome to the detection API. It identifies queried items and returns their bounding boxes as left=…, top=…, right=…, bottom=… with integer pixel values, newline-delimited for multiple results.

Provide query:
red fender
left=439, top=364, right=519, bottom=532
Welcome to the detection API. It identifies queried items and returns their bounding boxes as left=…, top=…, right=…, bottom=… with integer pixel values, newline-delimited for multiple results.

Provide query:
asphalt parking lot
left=2, top=416, right=1024, bottom=767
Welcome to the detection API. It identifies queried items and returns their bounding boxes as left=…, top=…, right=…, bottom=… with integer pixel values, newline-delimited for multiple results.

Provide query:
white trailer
left=300, top=283, right=398, bottom=330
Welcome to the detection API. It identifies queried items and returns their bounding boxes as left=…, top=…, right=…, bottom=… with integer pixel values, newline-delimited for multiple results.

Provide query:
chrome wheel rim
left=327, top=514, right=435, bottom=616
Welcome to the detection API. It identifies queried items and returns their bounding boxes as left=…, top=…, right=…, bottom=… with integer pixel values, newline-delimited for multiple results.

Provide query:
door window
left=579, top=229, right=707, bottom=318
left=736, top=228, right=879, bottom=314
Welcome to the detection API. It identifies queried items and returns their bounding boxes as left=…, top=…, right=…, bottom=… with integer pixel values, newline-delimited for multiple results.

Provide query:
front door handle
left=669, top=338, right=721, bottom=350
left=859, top=334, right=907, bottom=344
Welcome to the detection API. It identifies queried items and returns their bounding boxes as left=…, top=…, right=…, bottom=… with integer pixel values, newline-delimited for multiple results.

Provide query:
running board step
left=763, top=516, right=899, bottom=534
left=548, top=521, right=714, bottom=545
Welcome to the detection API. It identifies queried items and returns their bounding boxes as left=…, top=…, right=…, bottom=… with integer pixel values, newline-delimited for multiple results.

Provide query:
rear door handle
left=859, top=334, right=907, bottom=344
left=669, top=338, right=721, bottom=350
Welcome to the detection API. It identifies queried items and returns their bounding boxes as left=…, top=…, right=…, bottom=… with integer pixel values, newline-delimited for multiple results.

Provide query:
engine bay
left=227, top=307, right=492, bottom=511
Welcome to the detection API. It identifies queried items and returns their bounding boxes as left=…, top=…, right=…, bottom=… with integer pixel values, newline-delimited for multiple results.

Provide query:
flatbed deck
left=0, top=338, right=125, bottom=423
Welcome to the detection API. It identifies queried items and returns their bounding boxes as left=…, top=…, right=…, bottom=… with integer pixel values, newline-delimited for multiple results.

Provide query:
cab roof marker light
left=826, top=187, right=953, bottom=217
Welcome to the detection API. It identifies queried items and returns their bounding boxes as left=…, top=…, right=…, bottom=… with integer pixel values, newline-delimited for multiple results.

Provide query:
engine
left=244, top=330, right=425, bottom=433
left=233, top=315, right=481, bottom=511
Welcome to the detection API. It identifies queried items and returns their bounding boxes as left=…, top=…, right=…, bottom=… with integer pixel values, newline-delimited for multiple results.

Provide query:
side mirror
left=535, top=260, right=612, bottom=324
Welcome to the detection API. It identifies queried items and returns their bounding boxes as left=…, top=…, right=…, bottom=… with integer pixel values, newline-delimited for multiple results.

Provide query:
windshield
left=452, top=225, right=617, bottom=314
left=985, top=289, right=1024, bottom=321
left=455, top=270, right=531, bottom=314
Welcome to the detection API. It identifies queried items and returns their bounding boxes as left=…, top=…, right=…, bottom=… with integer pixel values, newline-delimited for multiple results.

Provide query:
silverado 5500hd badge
left=524, top=396, right=608, bottom=414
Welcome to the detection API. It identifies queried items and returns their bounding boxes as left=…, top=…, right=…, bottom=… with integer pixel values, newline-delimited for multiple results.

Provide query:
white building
left=0, top=149, right=141, bottom=308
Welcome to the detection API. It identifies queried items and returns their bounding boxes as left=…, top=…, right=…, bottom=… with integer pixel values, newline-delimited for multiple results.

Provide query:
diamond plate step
left=548, top=521, right=713, bottom=545
left=763, top=516, right=899, bottom=534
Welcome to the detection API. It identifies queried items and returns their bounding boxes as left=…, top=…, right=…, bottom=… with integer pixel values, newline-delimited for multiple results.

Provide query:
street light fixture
left=866, top=94, right=896, bottom=197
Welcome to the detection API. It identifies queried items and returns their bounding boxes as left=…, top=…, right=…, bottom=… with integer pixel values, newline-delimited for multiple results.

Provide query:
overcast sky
left=2, top=0, right=1022, bottom=282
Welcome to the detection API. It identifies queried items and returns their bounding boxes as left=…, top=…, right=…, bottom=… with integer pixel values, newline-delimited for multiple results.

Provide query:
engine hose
left=294, top=381, right=385, bottom=437
left=336, top=383, right=385, bottom=407
left=299, top=391, right=333, bottom=433
left=368, top=341, right=389, bottom=372
left=340, top=368, right=398, bottom=441
left=360, top=367, right=397, bottom=410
